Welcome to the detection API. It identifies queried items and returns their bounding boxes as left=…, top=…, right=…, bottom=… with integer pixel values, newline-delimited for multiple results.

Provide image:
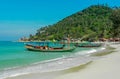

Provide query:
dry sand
left=55, top=44, right=120, bottom=79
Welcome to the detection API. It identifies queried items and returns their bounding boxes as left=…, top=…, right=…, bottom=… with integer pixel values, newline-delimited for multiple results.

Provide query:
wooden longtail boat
left=25, top=44, right=75, bottom=52
left=75, top=42, right=101, bottom=47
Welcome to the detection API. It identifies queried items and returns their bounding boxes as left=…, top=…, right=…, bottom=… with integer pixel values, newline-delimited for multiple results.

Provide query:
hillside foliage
left=29, top=5, right=120, bottom=41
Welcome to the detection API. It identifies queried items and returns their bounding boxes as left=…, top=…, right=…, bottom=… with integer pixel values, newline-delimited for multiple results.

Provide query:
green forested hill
left=29, top=5, right=120, bottom=41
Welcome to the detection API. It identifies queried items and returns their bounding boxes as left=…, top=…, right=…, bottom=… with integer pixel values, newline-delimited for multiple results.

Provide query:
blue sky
left=0, top=0, right=120, bottom=41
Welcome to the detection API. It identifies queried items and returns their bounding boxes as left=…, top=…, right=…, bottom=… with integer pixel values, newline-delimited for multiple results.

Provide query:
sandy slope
left=56, top=44, right=120, bottom=79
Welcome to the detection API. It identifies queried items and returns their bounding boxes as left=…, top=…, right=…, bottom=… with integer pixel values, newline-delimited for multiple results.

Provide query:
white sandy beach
left=6, top=44, right=120, bottom=79
left=56, top=44, right=120, bottom=79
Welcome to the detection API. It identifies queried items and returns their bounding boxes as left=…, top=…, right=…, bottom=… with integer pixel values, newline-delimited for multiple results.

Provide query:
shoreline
left=4, top=44, right=115, bottom=79
left=55, top=44, right=120, bottom=79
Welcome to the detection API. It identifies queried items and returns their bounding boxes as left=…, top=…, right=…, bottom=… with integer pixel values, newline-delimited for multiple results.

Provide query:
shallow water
left=0, top=41, right=102, bottom=79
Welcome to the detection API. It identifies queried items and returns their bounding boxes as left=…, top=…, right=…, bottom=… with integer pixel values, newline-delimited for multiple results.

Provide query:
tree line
left=28, top=5, right=120, bottom=41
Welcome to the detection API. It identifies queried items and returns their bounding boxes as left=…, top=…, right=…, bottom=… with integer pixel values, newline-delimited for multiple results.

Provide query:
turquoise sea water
left=0, top=41, right=90, bottom=71
left=0, top=41, right=104, bottom=79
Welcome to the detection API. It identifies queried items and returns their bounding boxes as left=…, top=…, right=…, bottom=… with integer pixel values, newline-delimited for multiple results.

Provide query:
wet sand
left=56, top=44, right=120, bottom=79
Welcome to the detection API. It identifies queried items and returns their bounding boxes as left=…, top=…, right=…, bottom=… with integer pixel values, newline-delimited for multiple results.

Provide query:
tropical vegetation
left=27, top=5, right=120, bottom=41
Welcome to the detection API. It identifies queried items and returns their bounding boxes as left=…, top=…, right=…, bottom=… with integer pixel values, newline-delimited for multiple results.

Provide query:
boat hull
left=75, top=43, right=101, bottom=47
left=25, top=46, right=75, bottom=52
